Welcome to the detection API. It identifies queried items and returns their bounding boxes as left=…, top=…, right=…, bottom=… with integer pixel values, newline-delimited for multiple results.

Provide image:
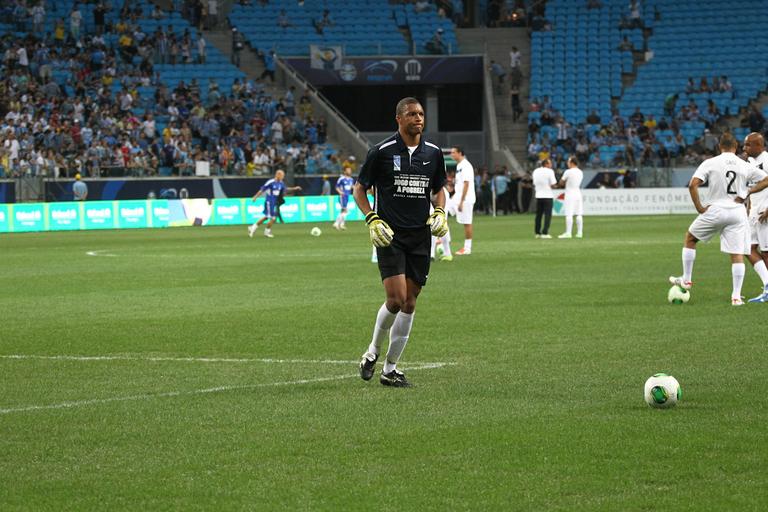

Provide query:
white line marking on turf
left=0, top=354, right=454, bottom=366
left=86, top=250, right=117, bottom=257
left=0, top=363, right=448, bottom=415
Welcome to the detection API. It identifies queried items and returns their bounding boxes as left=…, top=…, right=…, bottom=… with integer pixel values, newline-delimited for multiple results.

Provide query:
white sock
left=367, top=303, right=397, bottom=356
left=753, top=259, right=768, bottom=287
left=430, top=236, right=437, bottom=258
left=576, top=215, right=583, bottom=236
left=732, top=262, right=746, bottom=299
left=340, top=212, right=347, bottom=225
left=464, top=239, right=472, bottom=251
left=682, top=247, right=696, bottom=282
left=334, top=214, right=342, bottom=225
left=383, top=311, right=414, bottom=374
left=442, top=230, right=452, bottom=256
left=565, top=216, right=573, bottom=235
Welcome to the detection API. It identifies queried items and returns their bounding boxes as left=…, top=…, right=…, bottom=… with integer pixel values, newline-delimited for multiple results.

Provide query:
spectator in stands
left=720, top=75, right=733, bottom=92
left=70, top=5, right=83, bottom=41
left=31, top=3, right=46, bottom=35
left=748, top=106, right=766, bottom=134
left=586, top=110, right=601, bottom=125
left=231, top=27, right=245, bottom=66
left=207, top=0, right=219, bottom=29
left=426, top=28, right=448, bottom=54
left=699, top=77, right=711, bottom=93
left=415, top=0, right=431, bottom=13
left=277, top=9, right=292, bottom=30
left=509, top=46, right=521, bottom=72
left=313, top=9, right=334, bottom=34
left=510, top=84, right=522, bottom=122
left=493, top=168, right=511, bottom=215
left=489, top=60, right=505, bottom=94
left=618, top=36, right=634, bottom=51
left=685, top=77, right=696, bottom=94
left=259, top=50, right=277, bottom=82
left=629, top=107, right=644, bottom=126
left=664, top=93, right=678, bottom=117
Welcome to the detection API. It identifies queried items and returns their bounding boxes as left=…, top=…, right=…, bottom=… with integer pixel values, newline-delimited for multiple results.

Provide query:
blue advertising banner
left=283, top=56, right=483, bottom=86
left=0, top=204, right=9, bottom=232
left=11, top=204, right=45, bottom=232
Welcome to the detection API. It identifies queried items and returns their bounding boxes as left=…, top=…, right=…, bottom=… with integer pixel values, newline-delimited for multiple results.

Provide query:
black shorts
left=376, top=226, right=431, bottom=287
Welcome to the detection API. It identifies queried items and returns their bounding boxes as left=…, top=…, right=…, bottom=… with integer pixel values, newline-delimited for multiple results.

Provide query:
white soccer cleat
left=558, top=233, right=572, bottom=239
left=540, top=234, right=552, bottom=239
left=534, top=234, right=541, bottom=239
left=575, top=233, right=583, bottom=239
left=668, top=276, right=692, bottom=291
left=333, top=222, right=341, bottom=231
left=248, top=225, right=257, bottom=237
left=732, top=297, right=744, bottom=306
left=264, top=229, right=274, bottom=238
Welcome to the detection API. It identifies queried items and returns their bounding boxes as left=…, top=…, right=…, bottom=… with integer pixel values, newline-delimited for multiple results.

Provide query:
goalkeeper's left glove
left=427, top=206, right=448, bottom=237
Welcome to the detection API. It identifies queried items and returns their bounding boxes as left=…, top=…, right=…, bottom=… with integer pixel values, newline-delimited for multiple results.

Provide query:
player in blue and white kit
left=333, top=166, right=355, bottom=230
left=248, top=169, right=301, bottom=238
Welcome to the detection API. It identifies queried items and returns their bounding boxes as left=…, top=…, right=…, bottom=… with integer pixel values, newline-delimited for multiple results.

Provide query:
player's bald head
left=744, top=132, right=765, bottom=158
left=718, top=133, right=738, bottom=152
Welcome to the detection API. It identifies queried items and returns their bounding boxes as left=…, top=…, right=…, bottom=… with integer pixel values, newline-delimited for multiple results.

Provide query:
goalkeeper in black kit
left=352, top=97, right=448, bottom=388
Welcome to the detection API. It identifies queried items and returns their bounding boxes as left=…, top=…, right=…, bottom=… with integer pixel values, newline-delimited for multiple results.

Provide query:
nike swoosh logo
left=423, top=161, right=430, bottom=165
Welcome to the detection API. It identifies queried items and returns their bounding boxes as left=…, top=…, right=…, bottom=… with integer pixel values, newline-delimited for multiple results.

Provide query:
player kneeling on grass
left=669, top=133, right=768, bottom=305
left=248, top=169, right=301, bottom=238
left=353, top=97, right=448, bottom=387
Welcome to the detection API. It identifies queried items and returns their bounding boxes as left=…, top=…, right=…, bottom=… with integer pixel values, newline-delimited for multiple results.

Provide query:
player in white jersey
left=669, top=134, right=768, bottom=305
left=430, top=186, right=454, bottom=261
left=742, top=133, right=768, bottom=302
left=555, top=156, right=584, bottom=238
left=451, top=146, right=475, bottom=255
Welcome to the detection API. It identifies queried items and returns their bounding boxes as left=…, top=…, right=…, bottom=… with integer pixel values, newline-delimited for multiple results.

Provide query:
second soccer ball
left=310, top=227, right=322, bottom=237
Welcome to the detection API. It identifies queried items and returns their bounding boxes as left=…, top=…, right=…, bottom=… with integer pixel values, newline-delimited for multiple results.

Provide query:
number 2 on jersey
left=726, top=170, right=736, bottom=194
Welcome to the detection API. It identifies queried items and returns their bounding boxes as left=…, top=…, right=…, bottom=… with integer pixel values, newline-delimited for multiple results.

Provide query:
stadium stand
left=228, top=0, right=458, bottom=56
left=528, top=0, right=768, bottom=169
left=0, top=0, right=342, bottom=179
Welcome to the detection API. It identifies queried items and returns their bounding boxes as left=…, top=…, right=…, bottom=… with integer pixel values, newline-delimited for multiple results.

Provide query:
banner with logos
left=0, top=195, right=373, bottom=234
left=310, top=45, right=343, bottom=70
left=553, top=188, right=697, bottom=216
left=284, top=55, right=483, bottom=86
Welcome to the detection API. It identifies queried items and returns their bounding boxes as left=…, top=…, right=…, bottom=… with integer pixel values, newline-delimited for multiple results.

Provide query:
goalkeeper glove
left=365, top=211, right=394, bottom=248
left=427, top=207, right=448, bottom=237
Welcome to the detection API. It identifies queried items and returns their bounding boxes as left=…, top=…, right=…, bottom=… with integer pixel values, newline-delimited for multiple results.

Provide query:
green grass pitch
left=1, top=215, right=766, bottom=510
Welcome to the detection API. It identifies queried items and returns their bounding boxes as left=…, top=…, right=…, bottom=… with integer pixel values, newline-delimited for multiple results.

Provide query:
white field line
left=85, top=250, right=117, bottom=257
left=0, top=354, right=453, bottom=366
left=0, top=363, right=448, bottom=415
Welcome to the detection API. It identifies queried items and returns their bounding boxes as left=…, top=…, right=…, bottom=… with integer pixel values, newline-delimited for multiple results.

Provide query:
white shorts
left=688, top=205, right=750, bottom=255
left=749, top=215, right=768, bottom=251
left=564, top=193, right=583, bottom=216
left=457, top=202, right=474, bottom=225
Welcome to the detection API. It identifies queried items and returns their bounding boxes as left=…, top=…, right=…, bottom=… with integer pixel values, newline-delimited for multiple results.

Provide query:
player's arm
left=688, top=177, right=708, bottom=214
left=427, top=152, right=449, bottom=236
left=354, top=146, right=393, bottom=247
left=286, top=185, right=302, bottom=194
left=251, top=190, right=263, bottom=201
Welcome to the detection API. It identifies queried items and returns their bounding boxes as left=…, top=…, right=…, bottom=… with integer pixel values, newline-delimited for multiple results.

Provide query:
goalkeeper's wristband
left=365, top=211, right=381, bottom=225
left=433, top=207, right=445, bottom=215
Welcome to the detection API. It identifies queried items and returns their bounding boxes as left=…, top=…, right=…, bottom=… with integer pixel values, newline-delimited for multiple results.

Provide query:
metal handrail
left=277, top=57, right=370, bottom=150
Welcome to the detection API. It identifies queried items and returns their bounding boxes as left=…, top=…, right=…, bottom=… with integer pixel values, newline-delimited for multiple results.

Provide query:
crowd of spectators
left=0, top=1, right=341, bottom=179
left=523, top=82, right=759, bottom=172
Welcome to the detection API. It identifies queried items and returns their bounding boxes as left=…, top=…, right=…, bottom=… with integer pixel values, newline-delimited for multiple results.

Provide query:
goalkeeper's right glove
left=365, top=211, right=394, bottom=248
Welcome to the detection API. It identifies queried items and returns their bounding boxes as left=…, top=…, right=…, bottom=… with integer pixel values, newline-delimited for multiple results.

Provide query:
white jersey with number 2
left=693, top=153, right=766, bottom=209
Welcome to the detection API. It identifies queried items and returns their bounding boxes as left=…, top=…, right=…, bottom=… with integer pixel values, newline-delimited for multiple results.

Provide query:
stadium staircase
left=456, top=27, right=530, bottom=164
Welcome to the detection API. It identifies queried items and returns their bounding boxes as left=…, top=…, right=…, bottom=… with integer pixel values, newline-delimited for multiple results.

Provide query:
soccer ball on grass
left=310, top=226, right=322, bottom=237
left=644, top=373, right=681, bottom=408
left=667, top=285, right=690, bottom=304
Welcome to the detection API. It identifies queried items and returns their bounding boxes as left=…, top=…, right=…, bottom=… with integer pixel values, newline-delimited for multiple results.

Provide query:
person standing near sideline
left=353, top=97, right=448, bottom=387
left=532, top=159, right=556, bottom=238
left=451, top=146, right=475, bottom=255
left=73, top=173, right=88, bottom=201
left=556, top=156, right=584, bottom=238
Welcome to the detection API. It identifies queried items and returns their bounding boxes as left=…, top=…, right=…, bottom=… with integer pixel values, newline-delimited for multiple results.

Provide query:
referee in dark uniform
left=353, top=97, right=448, bottom=387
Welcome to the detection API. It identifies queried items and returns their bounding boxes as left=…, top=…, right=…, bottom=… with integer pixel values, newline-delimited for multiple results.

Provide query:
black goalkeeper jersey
left=356, top=132, right=447, bottom=230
